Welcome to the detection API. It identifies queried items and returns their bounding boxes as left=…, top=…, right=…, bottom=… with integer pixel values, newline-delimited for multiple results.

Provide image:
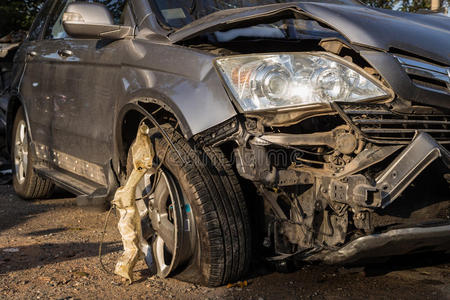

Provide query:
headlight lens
left=215, top=53, right=389, bottom=111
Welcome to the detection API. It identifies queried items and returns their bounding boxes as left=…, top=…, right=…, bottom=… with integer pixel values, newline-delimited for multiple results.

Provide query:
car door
left=39, top=0, right=126, bottom=186
left=18, top=0, right=56, bottom=150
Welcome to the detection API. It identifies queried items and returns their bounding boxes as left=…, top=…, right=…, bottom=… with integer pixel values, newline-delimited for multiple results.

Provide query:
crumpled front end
left=181, top=2, right=450, bottom=265
left=194, top=69, right=450, bottom=264
left=202, top=100, right=450, bottom=264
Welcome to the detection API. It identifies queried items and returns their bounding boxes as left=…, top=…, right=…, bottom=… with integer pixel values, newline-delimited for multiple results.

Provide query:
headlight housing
left=215, top=53, right=390, bottom=112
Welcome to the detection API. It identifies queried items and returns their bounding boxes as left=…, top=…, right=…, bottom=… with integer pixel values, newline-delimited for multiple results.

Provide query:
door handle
left=27, top=51, right=37, bottom=58
left=57, top=49, right=73, bottom=58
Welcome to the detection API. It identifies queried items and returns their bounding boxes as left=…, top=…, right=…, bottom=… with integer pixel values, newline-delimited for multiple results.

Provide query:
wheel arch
left=114, top=98, right=187, bottom=179
left=6, top=95, right=28, bottom=154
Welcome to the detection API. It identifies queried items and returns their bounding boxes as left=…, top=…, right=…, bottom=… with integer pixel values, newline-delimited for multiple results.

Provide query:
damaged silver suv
left=6, top=0, right=450, bottom=286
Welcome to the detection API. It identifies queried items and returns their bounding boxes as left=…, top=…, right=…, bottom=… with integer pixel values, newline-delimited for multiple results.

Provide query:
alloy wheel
left=14, top=120, right=28, bottom=184
left=136, top=168, right=196, bottom=278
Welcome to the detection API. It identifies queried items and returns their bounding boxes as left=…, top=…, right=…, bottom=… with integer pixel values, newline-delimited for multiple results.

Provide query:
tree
left=361, top=0, right=448, bottom=11
left=0, top=0, right=45, bottom=37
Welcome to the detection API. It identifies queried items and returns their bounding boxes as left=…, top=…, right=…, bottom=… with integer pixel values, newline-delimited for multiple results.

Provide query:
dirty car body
left=6, top=0, right=450, bottom=285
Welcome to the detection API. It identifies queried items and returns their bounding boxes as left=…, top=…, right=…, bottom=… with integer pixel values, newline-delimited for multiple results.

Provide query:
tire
left=11, top=107, right=54, bottom=199
left=128, top=124, right=251, bottom=287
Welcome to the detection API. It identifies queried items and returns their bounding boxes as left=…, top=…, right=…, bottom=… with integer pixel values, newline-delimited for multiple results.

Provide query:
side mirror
left=63, top=2, right=133, bottom=39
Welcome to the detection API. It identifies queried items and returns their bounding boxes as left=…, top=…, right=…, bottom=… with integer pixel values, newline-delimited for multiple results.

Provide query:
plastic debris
left=226, top=280, right=248, bottom=288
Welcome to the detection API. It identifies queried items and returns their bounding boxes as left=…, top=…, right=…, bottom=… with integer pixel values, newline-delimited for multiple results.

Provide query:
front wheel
left=128, top=124, right=251, bottom=287
left=11, top=107, right=54, bottom=199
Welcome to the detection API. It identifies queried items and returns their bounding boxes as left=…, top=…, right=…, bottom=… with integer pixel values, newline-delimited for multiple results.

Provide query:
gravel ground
left=0, top=184, right=449, bottom=300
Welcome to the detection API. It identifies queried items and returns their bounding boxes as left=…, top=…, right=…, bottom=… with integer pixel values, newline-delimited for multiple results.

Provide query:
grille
left=338, top=103, right=450, bottom=144
left=394, top=54, right=450, bottom=94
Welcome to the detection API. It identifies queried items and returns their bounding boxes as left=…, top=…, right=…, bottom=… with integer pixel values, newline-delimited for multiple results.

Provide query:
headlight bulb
left=252, top=64, right=291, bottom=103
left=315, top=68, right=345, bottom=101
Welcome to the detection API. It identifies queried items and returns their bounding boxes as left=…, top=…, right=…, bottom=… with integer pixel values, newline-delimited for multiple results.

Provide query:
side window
left=28, top=0, right=54, bottom=41
left=45, top=0, right=76, bottom=40
left=96, top=0, right=127, bottom=25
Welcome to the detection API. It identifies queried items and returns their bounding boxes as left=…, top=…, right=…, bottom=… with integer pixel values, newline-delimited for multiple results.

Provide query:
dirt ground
left=0, top=184, right=449, bottom=300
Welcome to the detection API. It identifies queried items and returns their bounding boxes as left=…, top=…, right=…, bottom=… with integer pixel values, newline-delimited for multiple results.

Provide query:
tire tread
left=153, top=125, right=251, bottom=286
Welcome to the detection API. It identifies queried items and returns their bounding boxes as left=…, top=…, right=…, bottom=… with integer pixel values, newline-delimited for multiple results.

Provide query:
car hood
left=168, top=2, right=450, bottom=66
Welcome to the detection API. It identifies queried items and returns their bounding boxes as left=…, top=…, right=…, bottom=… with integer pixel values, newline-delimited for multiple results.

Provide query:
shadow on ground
left=0, top=241, right=122, bottom=274
left=0, top=185, right=75, bottom=233
left=363, top=252, right=450, bottom=277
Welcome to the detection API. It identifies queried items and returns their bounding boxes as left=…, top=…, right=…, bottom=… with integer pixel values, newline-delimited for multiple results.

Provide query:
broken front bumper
left=328, top=132, right=450, bottom=210
left=217, top=113, right=450, bottom=262
left=309, top=133, right=450, bottom=263
left=310, top=223, right=450, bottom=264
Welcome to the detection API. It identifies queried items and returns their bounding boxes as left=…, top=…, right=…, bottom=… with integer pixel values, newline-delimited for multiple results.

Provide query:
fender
left=114, top=99, right=188, bottom=176
left=118, top=39, right=238, bottom=139
left=6, top=92, right=32, bottom=154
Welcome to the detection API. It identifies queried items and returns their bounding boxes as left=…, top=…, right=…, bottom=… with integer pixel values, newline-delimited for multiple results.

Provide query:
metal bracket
left=375, top=132, right=450, bottom=208
left=327, top=133, right=449, bottom=210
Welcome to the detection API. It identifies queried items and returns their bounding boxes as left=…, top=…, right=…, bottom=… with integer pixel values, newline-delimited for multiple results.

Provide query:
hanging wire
left=99, top=205, right=116, bottom=275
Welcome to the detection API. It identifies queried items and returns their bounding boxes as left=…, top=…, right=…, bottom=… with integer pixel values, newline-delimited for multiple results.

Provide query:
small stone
left=2, top=248, right=19, bottom=253
left=74, top=271, right=89, bottom=277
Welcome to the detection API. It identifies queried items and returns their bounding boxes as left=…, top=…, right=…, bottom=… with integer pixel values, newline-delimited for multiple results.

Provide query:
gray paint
left=119, top=39, right=237, bottom=137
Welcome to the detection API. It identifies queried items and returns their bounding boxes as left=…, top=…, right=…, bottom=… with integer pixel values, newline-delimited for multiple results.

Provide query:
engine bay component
left=324, top=133, right=450, bottom=211
left=251, top=123, right=449, bottom=262
left=258, top=125, right=358, bottom=154
left=112, top=123, right=155, bottom=283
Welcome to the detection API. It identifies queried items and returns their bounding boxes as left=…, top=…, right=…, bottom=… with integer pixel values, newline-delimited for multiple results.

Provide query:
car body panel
left=19, top=38, right=123, bottom=181
left=118, top=39, right=237, bottom=138
left=10, top=0, right=238, bottom=189
left=19, top=40, right=54, bottom=147
left=43, top=38, right=121, bottom=166
left=298, top=3, right=450, bottom=65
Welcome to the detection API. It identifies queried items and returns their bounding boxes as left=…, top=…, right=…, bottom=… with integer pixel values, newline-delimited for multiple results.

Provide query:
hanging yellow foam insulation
left=112, top=123, right=155, bottom=283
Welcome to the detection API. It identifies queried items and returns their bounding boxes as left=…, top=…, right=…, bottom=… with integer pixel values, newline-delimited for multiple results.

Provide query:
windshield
left=152, top=0, right=360, bottom=28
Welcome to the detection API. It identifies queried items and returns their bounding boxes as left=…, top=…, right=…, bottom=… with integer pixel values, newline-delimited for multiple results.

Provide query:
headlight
left=215, top=53, right=390, bottom=112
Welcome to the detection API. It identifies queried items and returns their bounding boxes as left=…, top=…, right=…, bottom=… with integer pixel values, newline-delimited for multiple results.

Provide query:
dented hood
left=169, top=2, right=450, bottom=65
